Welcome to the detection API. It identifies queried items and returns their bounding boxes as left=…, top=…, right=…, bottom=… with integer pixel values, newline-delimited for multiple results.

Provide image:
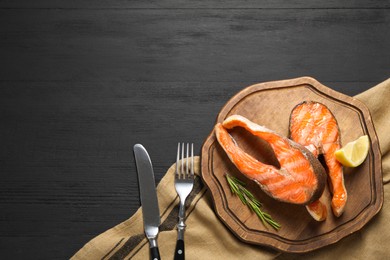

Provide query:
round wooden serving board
left=201, top=77, right=383, bottom=253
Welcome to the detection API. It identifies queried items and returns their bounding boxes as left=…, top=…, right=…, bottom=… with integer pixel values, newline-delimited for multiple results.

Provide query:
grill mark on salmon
left=289, top=101, right=347, bottom=219
left=215, top=115, right=326, bottom=205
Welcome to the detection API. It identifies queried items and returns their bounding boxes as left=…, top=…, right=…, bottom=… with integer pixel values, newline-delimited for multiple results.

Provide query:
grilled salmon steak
left=289, top=101, right=346, bottom=218
left=215, top=115, right=326, bottom=205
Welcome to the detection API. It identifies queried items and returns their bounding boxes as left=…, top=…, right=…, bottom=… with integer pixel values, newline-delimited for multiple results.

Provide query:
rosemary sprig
left=225, top=174, right=281, bottom=231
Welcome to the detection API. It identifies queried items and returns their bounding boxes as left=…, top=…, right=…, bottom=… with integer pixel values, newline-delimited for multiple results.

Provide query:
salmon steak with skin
left=215, top=115, right=326, bottom=205
left=289, top=101, right=346, bottom=219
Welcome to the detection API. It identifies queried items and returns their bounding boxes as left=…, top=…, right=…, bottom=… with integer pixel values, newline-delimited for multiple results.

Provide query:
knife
left=133, top=144, right=161, bottom=260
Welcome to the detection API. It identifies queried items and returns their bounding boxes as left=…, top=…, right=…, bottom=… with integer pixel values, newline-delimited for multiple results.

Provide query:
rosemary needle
left=225, top=173, right=281, bottom=231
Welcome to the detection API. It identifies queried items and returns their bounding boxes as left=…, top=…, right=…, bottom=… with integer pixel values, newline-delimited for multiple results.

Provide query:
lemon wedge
left=335, top=135, right=370, bottom=167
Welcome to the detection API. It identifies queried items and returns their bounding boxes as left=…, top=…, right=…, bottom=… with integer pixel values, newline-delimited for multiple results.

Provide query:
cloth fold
left=72, top=79, right=390, bottom=259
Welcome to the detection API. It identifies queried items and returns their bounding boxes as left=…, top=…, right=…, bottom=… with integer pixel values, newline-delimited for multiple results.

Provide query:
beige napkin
left=72, top=79, right=390, bottom=259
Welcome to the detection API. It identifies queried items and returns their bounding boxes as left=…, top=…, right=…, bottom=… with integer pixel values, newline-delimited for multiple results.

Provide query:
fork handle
left=150, top=246, right=160, bottom=260
left=174, top=239, right=185, bottom=260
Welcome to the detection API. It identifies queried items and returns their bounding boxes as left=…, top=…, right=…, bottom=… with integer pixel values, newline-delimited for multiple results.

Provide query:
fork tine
left=186, top=143, right=189, bottom=179
left=176, top=142, right=180, bottom=178
left=191, top=143, right=194, bottom=177
left=180, top=143, right=185, bottom=179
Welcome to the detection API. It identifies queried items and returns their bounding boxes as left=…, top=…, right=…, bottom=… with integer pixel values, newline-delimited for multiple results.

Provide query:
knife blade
left=133, top=144, right=161, bottom=260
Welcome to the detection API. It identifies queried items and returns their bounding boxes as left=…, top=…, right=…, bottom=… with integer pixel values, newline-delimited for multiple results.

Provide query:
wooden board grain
left=201, top=77, right=383, bottom=253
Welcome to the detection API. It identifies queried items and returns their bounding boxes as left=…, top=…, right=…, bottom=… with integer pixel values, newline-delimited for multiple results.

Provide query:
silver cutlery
left=133, top=144, right=161, bottom=260
left=174, top=143, right=194, bottom=260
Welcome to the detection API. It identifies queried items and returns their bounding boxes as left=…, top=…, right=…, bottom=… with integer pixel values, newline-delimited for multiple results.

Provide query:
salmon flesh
left=289, top=101, right=347, bottom=218
left=215, top=115, right=326, bottom=205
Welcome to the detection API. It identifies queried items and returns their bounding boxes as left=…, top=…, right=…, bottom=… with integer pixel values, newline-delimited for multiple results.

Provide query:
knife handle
left=174, top=239, right=185, bottom=260
left=150, top=246, right=160, bottom=260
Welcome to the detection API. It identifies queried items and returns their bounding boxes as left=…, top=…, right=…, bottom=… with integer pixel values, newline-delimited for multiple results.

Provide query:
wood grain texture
left=201, top=77, right=383, bottom=252
left=1, top=0, right=390, bottom=9
left=0, top=0, right=389, bottom=258
left=1, top=9, right=389, bottom=84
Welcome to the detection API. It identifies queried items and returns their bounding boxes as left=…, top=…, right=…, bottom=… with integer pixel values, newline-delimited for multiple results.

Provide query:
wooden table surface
left=1, top=1, right=389, bottom=258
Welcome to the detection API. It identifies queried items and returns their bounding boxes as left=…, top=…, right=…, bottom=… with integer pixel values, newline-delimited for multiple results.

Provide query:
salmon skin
left=289, top=101, right=346, bottom=218
left=215, top=115, right=326, bottom=205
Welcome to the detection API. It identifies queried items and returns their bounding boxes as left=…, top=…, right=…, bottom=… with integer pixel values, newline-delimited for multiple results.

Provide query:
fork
left=174, top=142, right=194, bottom=260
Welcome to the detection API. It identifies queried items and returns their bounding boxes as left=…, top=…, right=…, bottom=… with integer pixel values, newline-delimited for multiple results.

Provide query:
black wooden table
left=1, top=1, right=389, bottom=259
